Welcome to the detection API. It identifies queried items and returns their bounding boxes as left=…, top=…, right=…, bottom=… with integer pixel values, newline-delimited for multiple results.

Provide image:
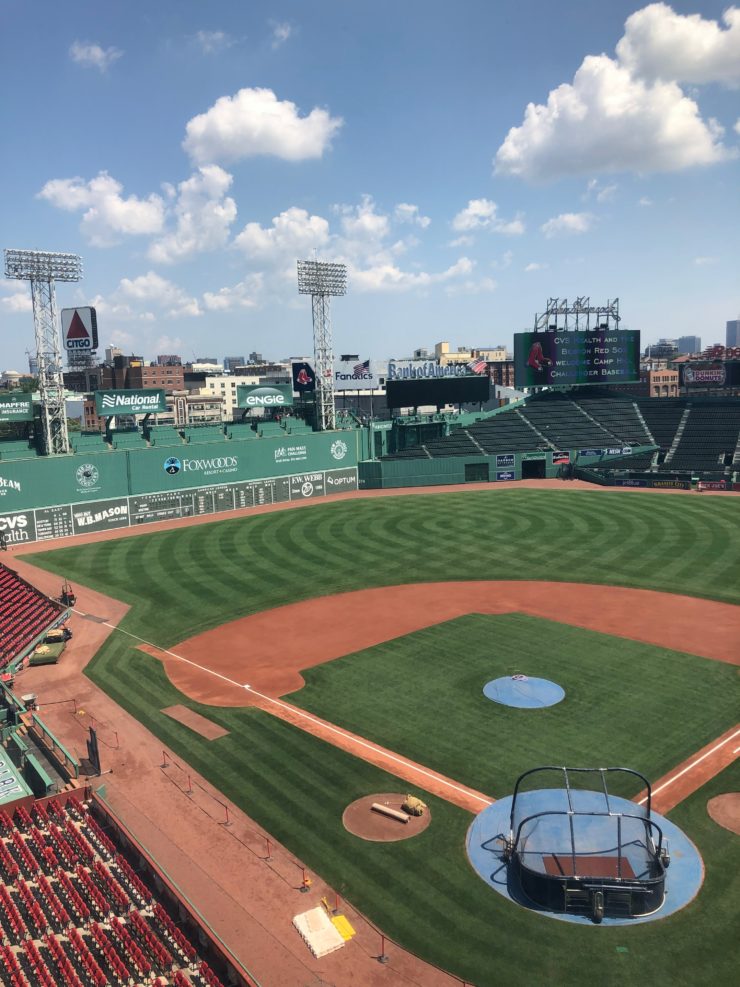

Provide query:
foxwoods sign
left=387, top=360, right=469, bottom=381
left=95, top=389, right=167, bottom=415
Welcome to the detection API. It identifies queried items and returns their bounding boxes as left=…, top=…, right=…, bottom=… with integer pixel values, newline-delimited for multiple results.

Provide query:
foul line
left=86, top=612, right=493, bottom=809
left=636, top=727, right=740, bottom=805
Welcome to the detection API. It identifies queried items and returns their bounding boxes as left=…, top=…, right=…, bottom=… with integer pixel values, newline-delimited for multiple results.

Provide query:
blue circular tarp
left=483, top=675, right=565, bottom=708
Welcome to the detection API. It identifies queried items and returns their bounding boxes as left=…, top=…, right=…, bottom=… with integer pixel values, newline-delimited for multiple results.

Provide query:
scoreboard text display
left=386, top=375, right=490, bottom=408
left=514, top=330, right=640, bottom=387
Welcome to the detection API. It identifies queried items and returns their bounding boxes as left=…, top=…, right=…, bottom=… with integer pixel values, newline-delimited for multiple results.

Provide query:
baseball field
left=26, top=488, right=740, bottom=986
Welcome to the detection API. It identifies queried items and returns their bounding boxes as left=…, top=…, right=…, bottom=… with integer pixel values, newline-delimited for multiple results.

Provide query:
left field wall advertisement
left=0, top=432, right=358, bottom=545
left=0, top=393, right=34, bottom=423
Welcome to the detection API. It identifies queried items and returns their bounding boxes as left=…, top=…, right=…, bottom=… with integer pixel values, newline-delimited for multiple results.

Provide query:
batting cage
left=502, top=767, right=669, bottom=921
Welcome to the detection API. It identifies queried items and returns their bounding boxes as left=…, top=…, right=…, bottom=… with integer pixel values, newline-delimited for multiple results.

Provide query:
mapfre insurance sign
left=61, top=307, right=98, bottom=352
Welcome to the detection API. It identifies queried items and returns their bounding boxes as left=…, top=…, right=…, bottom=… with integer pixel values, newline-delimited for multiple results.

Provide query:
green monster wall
left=0, top=432, right=359, bottom=545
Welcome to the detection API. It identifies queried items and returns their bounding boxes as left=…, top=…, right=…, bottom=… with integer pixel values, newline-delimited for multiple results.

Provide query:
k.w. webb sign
left=95, top=389, right=167, bottom=415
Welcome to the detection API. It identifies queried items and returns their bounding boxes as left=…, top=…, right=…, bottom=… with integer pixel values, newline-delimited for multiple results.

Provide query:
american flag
left=467, top=356, right=488, bottom=375
left=353, top=359, right=370, bottom=375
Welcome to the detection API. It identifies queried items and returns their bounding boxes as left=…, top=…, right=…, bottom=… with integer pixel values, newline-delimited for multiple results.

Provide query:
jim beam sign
left=95, top=389, right=167, bottom=416
left=61, top=307, right=98, bottom=352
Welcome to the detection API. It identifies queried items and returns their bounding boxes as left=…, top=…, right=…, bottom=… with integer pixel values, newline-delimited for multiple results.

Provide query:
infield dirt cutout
left=343, top=794, right=432, bottom=842
left=707, top=793, right=740, bottom=835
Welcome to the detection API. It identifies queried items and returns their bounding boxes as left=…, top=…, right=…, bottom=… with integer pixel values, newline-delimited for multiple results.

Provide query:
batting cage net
left=503, top=767, right=669, bottom=921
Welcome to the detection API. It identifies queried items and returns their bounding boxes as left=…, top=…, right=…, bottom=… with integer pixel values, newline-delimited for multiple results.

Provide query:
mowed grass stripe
left=25, top=489, right=740, bottom=986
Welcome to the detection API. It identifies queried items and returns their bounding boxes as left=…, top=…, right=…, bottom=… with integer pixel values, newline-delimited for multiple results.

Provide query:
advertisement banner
left=496, top=453, right=515, bottom=468
left=552, top=451, right=570, bottom=465
left=697, top=480, right=728, bottom=491
left=95, top=389, right=167, bottom=415
left=496, top=470, right=515, bottom=481
left=651, top=479, right=691, bottom=490
left=333, top=359, right=381, bottom=390
left=514, top=329, right=641, bottom=387
left=291, top=362, right=316, bottom=393
left=324, top=467, right=358, bottom=492
left=0, top=509, right=35, bottom=545
left=0, top=394, right=33, bottom=423
left=289, top=472, right=325, bottom=499
left=578, top=448, right=603, bottom=458
left=61, top=307, right=98, bottom=352
left=237, top=384, right=294, bottom=408
left=72, top=498, right=130, bottom=534
left=614, top=478, right=649, bottom=487
left=387, top=360, right=468, bottom=380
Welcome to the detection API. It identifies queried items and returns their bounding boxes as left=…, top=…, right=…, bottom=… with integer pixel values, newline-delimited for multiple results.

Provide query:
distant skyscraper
left=223, top=356, right=246, bottom=372
left=157, top=354, right=182, bottom=366
left=727, top=320, right=740, bottom=348
left=27, top=354, right=38, bottom=375
left=676, top=336, right=701, bottom=354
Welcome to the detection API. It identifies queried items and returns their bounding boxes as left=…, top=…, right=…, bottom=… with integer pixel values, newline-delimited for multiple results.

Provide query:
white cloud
left=69, top=41, right=123, bottom=71
left=541, top=212, right=595, bottom=237
left=735, top=118, right=740, bottom=135
left=449, top=234, right=474, bottom=248
left=394, top=203, right=431, bottom=228
left=337, top=195, right=390, bottom=241
left=445, top=275, right=497, bottom=297
left=693, top=255, right=718, bottom=266
left=351, top=257, right=473, bottom=293
left=0, top=282, right=32, bottom=312
left=183, top=87, right=343, bottom=164
left=149, top=166, right=237, bottom=264
left=639, top=196, right=653, bottom=206
left=617, top=3, right=740, bottom=86
left=234, top=206, right=330, bottom=260
left=495, top=54, right=728, bottom=180
left=270, top=21, right=292, bottom=49
left=451, top=198, right=524, bottom=234
left=203, top=274, right=264, bottom=311
left=585, top=178, right=618, bottom=202
left=525, top=262, right=547, bottom=272
left=452, top=198, right=497, bottom=232
left=38, top=172, right=165, bottom=246
left=118, top=272, right=201, bottom=317
left=194, top=30, right=234, bottom=54
left=155, top=335, right=185, bottom=352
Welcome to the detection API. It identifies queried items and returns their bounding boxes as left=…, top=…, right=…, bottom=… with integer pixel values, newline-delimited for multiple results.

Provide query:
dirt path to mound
left=142, top=581, right=739, bottom=706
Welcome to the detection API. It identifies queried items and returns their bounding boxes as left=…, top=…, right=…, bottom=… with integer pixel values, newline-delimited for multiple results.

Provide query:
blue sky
left=1, top=0, right=738, bottom=370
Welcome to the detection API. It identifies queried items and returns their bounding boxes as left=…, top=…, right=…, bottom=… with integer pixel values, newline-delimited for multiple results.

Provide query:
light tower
left=4, top=248, right=82, bottom=455
left=297, top=259, right=347, bottom=431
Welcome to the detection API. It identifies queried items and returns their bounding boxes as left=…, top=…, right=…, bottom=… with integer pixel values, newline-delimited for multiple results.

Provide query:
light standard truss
left=297, top=260, right=347, bottom=431
left=4, top=249, right=83, bottom=455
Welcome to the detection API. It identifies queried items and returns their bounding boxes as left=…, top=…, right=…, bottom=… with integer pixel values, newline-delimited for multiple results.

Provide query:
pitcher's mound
left=707, top=793, right=740, bottom=835
left=343, top=793, right=432, bottom=842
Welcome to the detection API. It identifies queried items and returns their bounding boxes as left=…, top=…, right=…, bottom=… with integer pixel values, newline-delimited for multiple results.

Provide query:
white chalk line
left=637, top=727, right=740, bottom=805
left=89, top=614, right=493, bottom=808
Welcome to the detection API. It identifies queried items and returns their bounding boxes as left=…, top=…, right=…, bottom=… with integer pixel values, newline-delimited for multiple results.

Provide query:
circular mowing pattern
left=483, top=675, right=565, bottom=708
left=342, top=793, right=432, bottom=842
left=466, top=792, right=704, bottom=926
left=707, top=793, right=740, bottom=835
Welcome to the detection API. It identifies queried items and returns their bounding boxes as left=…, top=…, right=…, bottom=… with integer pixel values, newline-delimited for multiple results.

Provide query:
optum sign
left=95, top=389, right=167, bottom=415
left=237, top=385, right=294, bottom=409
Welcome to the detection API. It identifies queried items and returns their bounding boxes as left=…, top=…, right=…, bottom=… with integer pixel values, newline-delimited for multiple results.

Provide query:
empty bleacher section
left=0, top=795, right=249, bottom=986
left=573, top=396, right=654, bottom=447
left=70, top=433, right=109, bottom=455
left=146, top=426, right=186, bottom=447
left=0, top=439, right=38, bottom=461
left=0, top=566, right=66, bottom=670
left=518, top=397, right=616, bottom=449
left=182, top=425, right=226, bottom=444
left=659, top=403, right=740, bottom=473
left=635, top=399, right=686, bottom=458
left=110, top=430, right=147, bottom=450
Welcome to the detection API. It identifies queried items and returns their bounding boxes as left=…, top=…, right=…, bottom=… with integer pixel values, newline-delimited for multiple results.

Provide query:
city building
left=676, top=336, right=701, bottom=354
left=645, top=339, right=678, bottom=359
left=223, top=356, right=246, bottom=372
left=157, top=354, right=182, bottom=365
left=727, top=319, right=740, bottom=348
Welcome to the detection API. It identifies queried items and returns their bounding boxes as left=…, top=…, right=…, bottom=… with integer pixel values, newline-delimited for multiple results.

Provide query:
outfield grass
left=25, top=489, right=740, bottom=985
left=287, top=613, right=738, bottom=798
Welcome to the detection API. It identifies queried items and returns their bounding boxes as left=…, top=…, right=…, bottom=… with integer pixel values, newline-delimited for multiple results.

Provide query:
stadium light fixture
left=297, top=259, right=348, bottom=431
